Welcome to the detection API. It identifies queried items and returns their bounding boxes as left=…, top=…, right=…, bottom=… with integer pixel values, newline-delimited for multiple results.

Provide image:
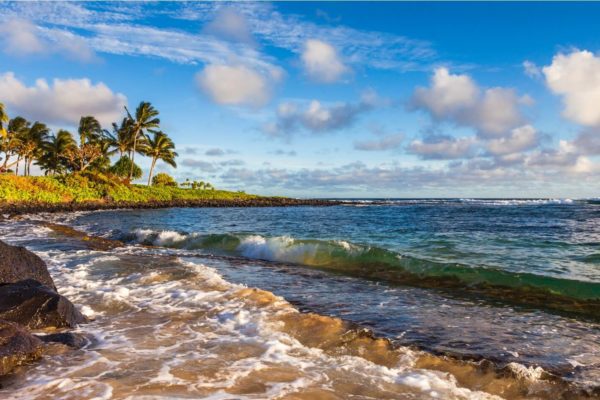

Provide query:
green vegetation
left=0, top=101, right=178, bottom=184
left=0, top=100, right=253, bottom=206
left=0, top=174, right=258, bottom=204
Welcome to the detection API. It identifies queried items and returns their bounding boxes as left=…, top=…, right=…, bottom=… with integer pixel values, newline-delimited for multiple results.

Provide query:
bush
left=152, top=173, right=177, bottom=187
left=109, top=156, right=142, bottom=180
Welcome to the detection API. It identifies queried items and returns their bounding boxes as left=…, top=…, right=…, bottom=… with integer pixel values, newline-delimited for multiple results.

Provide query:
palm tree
left=20, top=122, right=49, bottom=176
left=3, top=117, right=29, bottom=174
left=0, top=103, right=9, bottom=137
left=78, top=116, right=102, bottom=145
left=124, top=102, right=160, bottom=181
left=38, top=130, right=77, bottom=175
left=141, top=130, right=177, bottom=185
left=110, top=118, right=134, bottom=157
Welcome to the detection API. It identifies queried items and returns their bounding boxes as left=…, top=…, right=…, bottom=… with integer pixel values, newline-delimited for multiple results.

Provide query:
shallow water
left=2, top=200, right=600, bottom=399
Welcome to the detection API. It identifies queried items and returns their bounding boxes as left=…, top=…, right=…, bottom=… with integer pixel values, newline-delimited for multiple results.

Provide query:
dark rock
left=0, top=197, right=342, bottom=216
left=36, top=332, right=90, bottom=349
left=0, top=319, right=44, bottom=376
left=0, top=280, right=87, bottom=329
left=0, top=240, right=56, bottom=291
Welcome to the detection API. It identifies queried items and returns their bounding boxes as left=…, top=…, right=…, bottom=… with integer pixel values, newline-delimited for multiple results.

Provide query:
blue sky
left=1, top=1, right=600, bottom=198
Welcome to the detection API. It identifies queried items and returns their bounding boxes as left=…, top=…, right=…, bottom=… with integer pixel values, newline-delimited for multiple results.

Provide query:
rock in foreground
left=0, top=280, right=87, bottom=329
left=0, top=320, right=44, bottom=376
left=0, top=240, right=57, bottom=291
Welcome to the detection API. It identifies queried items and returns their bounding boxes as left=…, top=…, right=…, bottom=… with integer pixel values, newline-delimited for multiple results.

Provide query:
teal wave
left=128, top=229, right=600, bottom=316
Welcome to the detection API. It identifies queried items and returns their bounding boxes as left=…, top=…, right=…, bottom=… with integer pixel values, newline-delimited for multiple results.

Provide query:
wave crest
left=128, top=229, right=600, bottom=317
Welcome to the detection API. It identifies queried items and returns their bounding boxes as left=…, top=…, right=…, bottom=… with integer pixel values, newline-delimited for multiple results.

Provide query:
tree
left=20, top=122, right=49, bottom=176
left=125, top=102, right=160, bottom=181
left=152, top=172, right=177, bottom=187
left=0, top=102, right=9, bottom=137
left=2, top=117, right=29, bottom=174
left=65, top=116, right=106, bottom=172
left=109, top=155, right=142, bottom=180
left=37, top=130, right=77, bottom=175
left=110, top=118, right=135, bottom=157
left=78, top=116, right=102, bottom=145
left=141, top=130, right=177, bottom=185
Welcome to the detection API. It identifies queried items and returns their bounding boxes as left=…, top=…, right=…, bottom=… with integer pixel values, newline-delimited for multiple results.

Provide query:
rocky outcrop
left=0, top=320, right=43, bottom=376
left=36, top=332, right=91, bottom=349
left=0, top=240, right=56, bottom=291
left=0, top=279, right=87, bottom=330
left=0, top=197, right=342, bottom=216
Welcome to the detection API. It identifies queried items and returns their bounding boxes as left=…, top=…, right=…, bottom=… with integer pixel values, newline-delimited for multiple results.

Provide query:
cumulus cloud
left=354, top=133, right=404, bottom=151
left=0, top=19, right=96, bottom=62
left=264, top=92, right=377, bottom=137
left=411, top=67, right=528, bottom=138
left=486, top=125, right=540, bottom=156
left=204, top=8, right=254, bottom=45
left=196, top=64, right=281, bottom=107
left=543, top=50, right=600, bottom=127
left=0, top=72, right=126, bottom=126
left=301, top=39, right=348, bottom=83
left=408, top=135, right=476, bottom=160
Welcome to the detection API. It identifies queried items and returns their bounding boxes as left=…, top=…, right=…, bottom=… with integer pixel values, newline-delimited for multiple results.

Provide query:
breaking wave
left=128, top=229, right=600, bottom=317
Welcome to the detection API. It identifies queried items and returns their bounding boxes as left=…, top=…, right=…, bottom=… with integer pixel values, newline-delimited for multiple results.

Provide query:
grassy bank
left=0, top=174, right=337, bottom=214
left=0, top=174, right=259, bottom=204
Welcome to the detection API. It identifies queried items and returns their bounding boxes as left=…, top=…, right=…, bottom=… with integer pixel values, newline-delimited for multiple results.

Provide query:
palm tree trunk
left=147, top=157, right=157, bottom=186
left=1, top=152, right=10, bottom=169
left=128, top=129, right=140, bottom=181
left=15, top=155, right=21, bottom=175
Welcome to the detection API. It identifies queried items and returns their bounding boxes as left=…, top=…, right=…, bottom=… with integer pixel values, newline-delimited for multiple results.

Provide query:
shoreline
left=0, top=223, right=583, bottom=399
left=0, top=198, right=342, bottom=216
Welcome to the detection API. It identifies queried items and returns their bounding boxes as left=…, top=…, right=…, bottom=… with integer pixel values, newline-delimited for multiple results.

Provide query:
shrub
left=109, top=156, right=142, bottom=180
left=152, top=173, right=177, bottom=187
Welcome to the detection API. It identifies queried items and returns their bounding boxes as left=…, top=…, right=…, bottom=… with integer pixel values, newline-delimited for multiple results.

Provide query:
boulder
left=0, top=319, right=44, bottom=376
left=0, top=240, right=56, bottom=291
left=36, top=332, right=91, bottom=349
left=0, top=280, right=87, bottom=329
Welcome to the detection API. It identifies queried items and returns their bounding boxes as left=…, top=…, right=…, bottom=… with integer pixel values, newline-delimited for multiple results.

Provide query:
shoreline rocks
left=0, top=241, right=56, bottom=291
left=0, top=280, right=87, bottom=330
left=0, top=198, right=342, bottom=216
left=0, top=320, right=44, bottom=376
left=0, top=240, right=87, bottom=377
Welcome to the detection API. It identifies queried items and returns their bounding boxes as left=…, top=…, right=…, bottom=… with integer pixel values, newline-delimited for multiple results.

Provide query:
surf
left=127, top=229, right=600, bottom=318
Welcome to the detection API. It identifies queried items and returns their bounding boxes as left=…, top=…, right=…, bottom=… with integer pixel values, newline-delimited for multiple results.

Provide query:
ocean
left=1, top=199, right=599, bottom=399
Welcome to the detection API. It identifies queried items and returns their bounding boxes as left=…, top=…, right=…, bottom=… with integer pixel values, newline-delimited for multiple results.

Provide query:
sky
left=1, top=1, right=600, bottom=198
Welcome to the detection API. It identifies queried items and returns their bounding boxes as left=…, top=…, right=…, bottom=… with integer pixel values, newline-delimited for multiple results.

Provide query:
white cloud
left=0, top=72, right=126, bottom=126
left=204, top=8, right=254, bottom=45
left=408, top=135, right=476, bottom=160
left=0, top=2, right=437, bottom=73
left=301, top=39, right=348, bottom=83
left=543, top=50, right=600, bottom=127
left=412, top=68, right=479, bottom=117
left=486, top=125, right=539, bottom=156
left=265, top=93, right=377, bottom=137
left=0, top=19, right=46, bottom=56
left=354, top=133, right=404, bottom=151
left=196, top=64, right=278, bottom=107
left=411, top=68, right=527, bottom=137
left=0, top=19, right=97, bottom=62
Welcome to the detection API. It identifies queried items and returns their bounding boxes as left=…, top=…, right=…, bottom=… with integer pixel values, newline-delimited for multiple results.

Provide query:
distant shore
left=0, top=174, right=342, bottom=216
left=0, top=197, right=341, bottom=216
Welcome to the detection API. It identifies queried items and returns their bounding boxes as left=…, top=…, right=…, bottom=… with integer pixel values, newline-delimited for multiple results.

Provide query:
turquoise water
left=39, top=200, right=600, bottom=390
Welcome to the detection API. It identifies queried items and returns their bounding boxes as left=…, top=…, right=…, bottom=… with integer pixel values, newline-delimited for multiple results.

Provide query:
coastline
left=0, top=221, right=584, bottom=399
left=0, top=197, right=341, bottom=216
